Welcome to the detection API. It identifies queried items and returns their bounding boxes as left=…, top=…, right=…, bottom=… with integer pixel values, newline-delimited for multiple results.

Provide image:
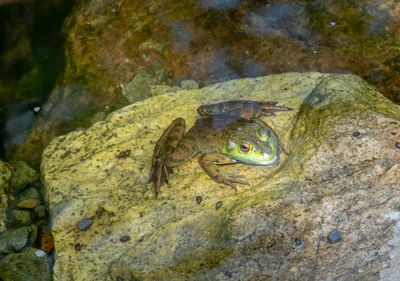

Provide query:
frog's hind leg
left=149, top=118, right=186, bottom=197
left=198, top=153, right=249, bottom=191
left=258, top=101, right=293, bottom=117
left=197, top=100, right=292, bottom=119
left=165, top=127, right=199, bottom=167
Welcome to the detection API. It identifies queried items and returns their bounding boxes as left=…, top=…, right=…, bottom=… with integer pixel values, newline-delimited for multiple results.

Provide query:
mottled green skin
left=149, top=100, right=291, bottom=197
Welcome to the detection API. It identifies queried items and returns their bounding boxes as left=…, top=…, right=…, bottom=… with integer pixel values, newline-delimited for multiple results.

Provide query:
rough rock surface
left=41, top=73, right=400, bottom=280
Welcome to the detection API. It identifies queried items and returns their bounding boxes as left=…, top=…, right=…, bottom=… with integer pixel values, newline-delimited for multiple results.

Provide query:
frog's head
left=221, top=119, right=279, bottom=165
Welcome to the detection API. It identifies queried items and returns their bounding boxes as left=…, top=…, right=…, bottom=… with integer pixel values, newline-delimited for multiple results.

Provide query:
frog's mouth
left=254, top=153, right=278, bottom=165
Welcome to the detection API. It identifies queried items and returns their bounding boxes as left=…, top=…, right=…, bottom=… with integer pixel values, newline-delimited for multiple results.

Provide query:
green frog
left=149, top=100, right=292, bottom=197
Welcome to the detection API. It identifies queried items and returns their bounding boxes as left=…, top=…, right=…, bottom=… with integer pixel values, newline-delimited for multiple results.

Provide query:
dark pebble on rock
left=196, top=196, right=202, bottom=205
left=116, top=150, right=131, bottom=159
left=76, top=218, right=93, bottom=231
left=224, top=271, right=233, bottom=278
left=328, top=229, right=342, bottom=243
left=294, top=237, right=303, bottom=246
left=120, top=235, right=131, bottom=243
left=352, top=131, right=360, bottom=137
left=216, top=201, right=223, bottom=210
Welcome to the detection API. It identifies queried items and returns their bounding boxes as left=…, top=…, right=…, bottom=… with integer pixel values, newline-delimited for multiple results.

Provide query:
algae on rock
left=41, top=73, right=400, bottom=281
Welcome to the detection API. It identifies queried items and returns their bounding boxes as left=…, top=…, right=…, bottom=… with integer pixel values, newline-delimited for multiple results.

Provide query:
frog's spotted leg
left=197, top=100, right=292, bottom=119
left=149, top=119, right=199, bottom=197
left=198, top=153, right=250, bottom=191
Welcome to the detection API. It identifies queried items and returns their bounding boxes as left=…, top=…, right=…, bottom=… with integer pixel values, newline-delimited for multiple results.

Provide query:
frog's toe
left=226, top=177, right=250, bottom=191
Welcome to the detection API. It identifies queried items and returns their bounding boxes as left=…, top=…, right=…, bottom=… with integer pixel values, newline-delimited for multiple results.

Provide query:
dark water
left=0, top=0, right=74, bottom=159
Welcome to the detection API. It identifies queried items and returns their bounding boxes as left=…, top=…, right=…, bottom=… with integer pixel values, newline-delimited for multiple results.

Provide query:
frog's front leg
left=198, top=153, right=249, bottom=191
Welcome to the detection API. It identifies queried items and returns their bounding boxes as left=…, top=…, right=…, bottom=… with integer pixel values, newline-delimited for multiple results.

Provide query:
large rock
left=41, top=73, right=400, bottom=280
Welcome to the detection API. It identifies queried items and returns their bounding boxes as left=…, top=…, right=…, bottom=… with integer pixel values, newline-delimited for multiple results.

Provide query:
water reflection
left=363, top=1, right=400, bottom=36
left=3, top=98, right=39, bottom=156
left=199, top=0, right=242, bottom=10
left=203, top=50, right=238, bottom=82
left=244, top=3, right=317, bottom=46
left=168, top=21, right=194, bottom=52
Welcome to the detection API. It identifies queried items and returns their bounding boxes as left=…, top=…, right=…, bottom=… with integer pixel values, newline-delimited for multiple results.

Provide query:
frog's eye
left=239, top=142, right=251, bottom=153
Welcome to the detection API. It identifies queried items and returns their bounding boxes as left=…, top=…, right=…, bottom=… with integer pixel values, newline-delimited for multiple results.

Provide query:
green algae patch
left=40, top=73, right=400, bottom=280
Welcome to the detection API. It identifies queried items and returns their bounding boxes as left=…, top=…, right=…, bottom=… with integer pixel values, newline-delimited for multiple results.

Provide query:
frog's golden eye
left=239, top=141, right=251, bottom=152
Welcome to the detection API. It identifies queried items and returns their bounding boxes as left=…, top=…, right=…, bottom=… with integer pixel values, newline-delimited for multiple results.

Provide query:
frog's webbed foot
left=149, top=118, right=185, bottom=197
left=258, top=101, right=293, bottom=117
left=198, top=153, right=249, bottom=191
left=197, top=100, right=292, bottom=120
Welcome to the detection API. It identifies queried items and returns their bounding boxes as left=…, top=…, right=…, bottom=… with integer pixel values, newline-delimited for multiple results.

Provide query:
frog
left=149, top=100, right=292, bottom=197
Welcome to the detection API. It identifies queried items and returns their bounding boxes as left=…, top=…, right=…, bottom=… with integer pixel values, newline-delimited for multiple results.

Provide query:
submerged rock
left=0, top=247, right=51, bottom=281
left=11, top=209, right=32, bottom=227
left=0, top=160, right=12, bottom=233
left=41, top=73, right=400, bottom=280
left=0, top=227, right=32, bottom=254
left=11, top=161, right=39, bottom=192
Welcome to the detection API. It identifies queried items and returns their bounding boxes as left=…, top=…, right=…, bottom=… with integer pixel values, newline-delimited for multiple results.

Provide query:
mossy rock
left=11, top=161, right=39, bottom=192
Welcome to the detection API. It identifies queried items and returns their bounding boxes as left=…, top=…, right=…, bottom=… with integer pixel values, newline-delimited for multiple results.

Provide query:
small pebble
left=216, top=201, right=223, bottom=210
left=329, top=21, right=337, bottom=26
left=294, top=237, right=303, bottom=246
left=352, top=131, right=361, bottom=137
left=196, top=196, right=202, bottom=205
left=116, top=150, right=131, bottom=159
left=77, top=218, right=93, bottom=231
left=35, top=250, right=46, bottom=257
left=181, top=80, right=199, bottom=90
left=224, top=271, right=233, bottom=278
left=396, top=142, right=400, bottom=149
left=120, top=235, right=131, bottom=243
left=17, top=199, right=41, bottom=209
left=327, top=229, right=342, bottom=243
